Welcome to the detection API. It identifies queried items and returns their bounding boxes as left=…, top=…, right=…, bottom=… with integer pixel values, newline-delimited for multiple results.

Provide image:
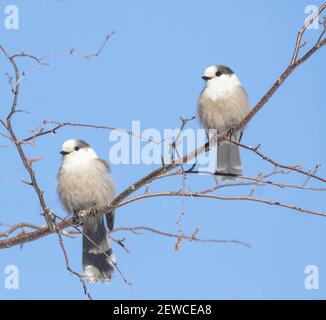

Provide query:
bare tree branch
left=0, top=5, right=325, bottom=300
left=290, top=3, right=326, bottom=64
left=56, top=231, right=93, bottom=300
left=111, top=226, right=251, bottom=249
left=116, top=192, right=326, bottom=218
left=21, top=120, right=160, bottom=145
left=0, top=3, right=325, bottom=249
left=0, top=44, right=56, bottom=231
left=230, top=140, right=326, bottom=183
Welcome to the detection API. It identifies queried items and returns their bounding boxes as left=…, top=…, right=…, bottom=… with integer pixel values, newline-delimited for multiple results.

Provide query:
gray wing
left=95, top=158, right=111, bottom=173
left=93, top=158, right=115, bottom=231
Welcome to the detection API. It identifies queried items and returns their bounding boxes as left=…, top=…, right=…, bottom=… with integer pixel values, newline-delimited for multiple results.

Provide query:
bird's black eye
left=215, top=71, right=222, bottom=77
left=74, top=146, right=80, bottom=151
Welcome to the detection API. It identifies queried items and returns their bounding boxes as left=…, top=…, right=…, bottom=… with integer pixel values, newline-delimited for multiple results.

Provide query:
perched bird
left=57, top=139, right=116, bottom=283
left=198, top=65, right=250, bottom=179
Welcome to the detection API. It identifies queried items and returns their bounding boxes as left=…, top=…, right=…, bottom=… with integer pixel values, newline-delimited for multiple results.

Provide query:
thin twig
left=111, top=226, right=251, bottom=249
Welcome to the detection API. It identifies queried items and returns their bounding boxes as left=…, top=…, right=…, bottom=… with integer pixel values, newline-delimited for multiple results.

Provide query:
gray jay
left=57, top=139, right=116, bottom=283
left=198, top=65, right=249, bottom=179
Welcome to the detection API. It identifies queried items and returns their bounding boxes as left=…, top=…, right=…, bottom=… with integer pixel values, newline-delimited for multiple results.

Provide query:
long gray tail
left=216, top=139, right=242, bottom=180
left=82, top=214, right=115, bottom=283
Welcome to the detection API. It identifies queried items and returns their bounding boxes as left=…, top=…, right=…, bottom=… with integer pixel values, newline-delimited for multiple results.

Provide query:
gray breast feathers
left=198, top=85, right=249, bottom=132
left=57, top=158, right=115, bottom=214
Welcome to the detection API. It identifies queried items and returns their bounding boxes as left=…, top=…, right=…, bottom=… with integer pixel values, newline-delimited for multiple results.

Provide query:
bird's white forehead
left=61, top=139, right=78, bottom=151
left=203, top=65, right=218, bottom=77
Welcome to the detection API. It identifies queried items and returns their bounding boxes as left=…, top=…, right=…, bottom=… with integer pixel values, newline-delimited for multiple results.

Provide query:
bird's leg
left=72, top=211, right=82, bottom=226
left=227, top=126, right=237, bottom=142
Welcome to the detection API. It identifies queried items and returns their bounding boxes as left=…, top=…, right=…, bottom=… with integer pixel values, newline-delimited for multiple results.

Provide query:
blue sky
left=0, top=0, right=325, bottom=299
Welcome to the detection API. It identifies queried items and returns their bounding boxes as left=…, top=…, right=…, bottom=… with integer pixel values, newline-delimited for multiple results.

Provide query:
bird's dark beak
left=60, top=151, right=69, bottom=156
left=201, top=76, right=212, bottom=81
